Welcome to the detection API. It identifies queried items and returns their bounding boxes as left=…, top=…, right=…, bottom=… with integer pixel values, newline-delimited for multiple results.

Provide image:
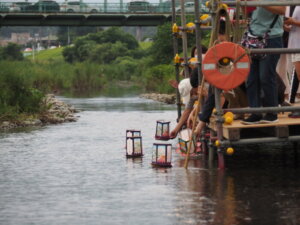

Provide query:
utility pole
left=67, top=26, right=70, bottom=45
left=136, top=26, right=142, bottom=42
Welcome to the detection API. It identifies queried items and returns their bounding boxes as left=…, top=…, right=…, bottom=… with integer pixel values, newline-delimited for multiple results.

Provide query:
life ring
left=202, top=42, right=250, bottom=91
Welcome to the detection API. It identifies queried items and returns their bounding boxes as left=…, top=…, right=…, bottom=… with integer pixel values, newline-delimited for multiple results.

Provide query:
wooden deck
left=209, top=111, right=300, bottom=141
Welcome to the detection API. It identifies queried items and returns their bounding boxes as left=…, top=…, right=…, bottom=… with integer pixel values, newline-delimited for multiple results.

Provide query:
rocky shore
left=0, top=94, right=79, bottom=131
left=140, top=93, right=176, bottom=104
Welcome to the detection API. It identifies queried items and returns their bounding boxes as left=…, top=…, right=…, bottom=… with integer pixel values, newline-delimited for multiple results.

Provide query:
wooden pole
left=180, top=0, right=190, bottom=78
left=183, top=0, right=204, bottom=169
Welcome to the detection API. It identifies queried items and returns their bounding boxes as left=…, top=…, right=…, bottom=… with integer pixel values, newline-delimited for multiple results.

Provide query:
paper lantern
left=126, top=136, right=143, bottom=158
left=125, top=129, right=141, bottom=149
left=177, top=128, right=198, bottom=156
left=155, top=120, right=170, bottom=140
left=152, top=143, right=172, bottom=167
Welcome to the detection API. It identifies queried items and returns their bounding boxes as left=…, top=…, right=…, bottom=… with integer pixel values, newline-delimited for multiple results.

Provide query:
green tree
left=0, top=43, right=24, bottom=61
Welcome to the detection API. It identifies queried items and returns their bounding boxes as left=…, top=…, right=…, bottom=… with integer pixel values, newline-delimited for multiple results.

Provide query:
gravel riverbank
left=140, top=93, right=176, bottom=104
left=0, top=94, right=79, bottom=131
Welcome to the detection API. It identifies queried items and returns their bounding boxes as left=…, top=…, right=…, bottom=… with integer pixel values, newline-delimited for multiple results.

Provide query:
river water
left=0, top=96, right=300, bottom=225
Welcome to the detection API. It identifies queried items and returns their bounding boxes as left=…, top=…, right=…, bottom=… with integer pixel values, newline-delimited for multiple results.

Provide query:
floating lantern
left=177, top=128, right=199, bottom=156
left=152, top=143, right=172, bottom=167
left=155, top=120, right=170, bottom=140
left=125, top=129, right=141, bottom=149
left=126, top=136, right=143, bottom=158
left=126, top=129, right=141, bottom=138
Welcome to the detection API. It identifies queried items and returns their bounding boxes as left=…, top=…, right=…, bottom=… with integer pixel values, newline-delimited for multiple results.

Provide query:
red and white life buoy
left=202, top=42, right=250, bottom=91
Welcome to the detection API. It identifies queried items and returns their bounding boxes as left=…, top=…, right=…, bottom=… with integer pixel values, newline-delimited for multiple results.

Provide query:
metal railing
left=0, top=2, right=195, bottom=14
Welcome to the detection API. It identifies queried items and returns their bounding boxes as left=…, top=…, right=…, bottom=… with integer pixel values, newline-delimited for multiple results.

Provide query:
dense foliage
left=0, top=61, right=44, bottom=120
left=0, top=23, right=210, bottom=121
left=0, top=43, right=24, bottom=61
left=62, top=27, right=139, bottom=63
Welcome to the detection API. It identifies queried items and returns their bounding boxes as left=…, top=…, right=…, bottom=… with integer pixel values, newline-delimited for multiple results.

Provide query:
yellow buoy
left=223, top=112, right=234, bottom=125
left=212, top=108, right=217, bottom=114
left=200, top=14, right=209, bottom=21
left=220, top=3, right=228, bottom=10
left=172, top=23, right=179, bottom=33
left=174, top=54, right=180, bottom=64
left=224, top=116, right=233, bottom=124
left=222, top=57, right=230, bottom=64
left=226, top=147, right=234, bottom=155
left=223, top=112, right=234, bottom=119
left=186, top=22, right=195, bottom=33
left=215, top=140, right=220, bottom=147
left=205, top=1, right=211, bottom=8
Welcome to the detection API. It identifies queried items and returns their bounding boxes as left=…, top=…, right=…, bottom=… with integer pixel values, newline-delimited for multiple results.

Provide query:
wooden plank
left=223, top=113, right=300, bottom=129
left=209, top=111, right=300, bottom=140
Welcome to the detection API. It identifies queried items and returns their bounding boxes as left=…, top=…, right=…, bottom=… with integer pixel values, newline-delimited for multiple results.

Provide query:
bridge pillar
left=136, top=26, right=142, bottom=42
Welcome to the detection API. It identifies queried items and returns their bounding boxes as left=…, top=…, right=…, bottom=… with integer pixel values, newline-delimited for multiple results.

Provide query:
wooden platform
left=209, top=112, right=300, bottom=141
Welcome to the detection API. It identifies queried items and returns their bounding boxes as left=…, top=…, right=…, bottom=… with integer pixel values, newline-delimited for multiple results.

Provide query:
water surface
left=0, top=96, right=299, bottom=225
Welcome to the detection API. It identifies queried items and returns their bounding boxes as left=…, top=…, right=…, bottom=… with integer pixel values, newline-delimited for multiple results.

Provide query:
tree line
left=0, top=23, right=208, bottom=121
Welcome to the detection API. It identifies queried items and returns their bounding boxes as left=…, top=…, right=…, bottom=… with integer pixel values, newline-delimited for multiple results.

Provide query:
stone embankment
left=0, top=94, right=79, bottom=130
left=140, top=93, right=176, bottom=104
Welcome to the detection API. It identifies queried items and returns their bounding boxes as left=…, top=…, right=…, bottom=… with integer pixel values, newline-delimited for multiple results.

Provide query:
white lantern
left=155, top=120, right=170, bottom=140
left=126, top=129, right=141, bottom=138
left=152, top=143, right=172, bottom=167
left=126, top=136, right=143, bottom=158
left=126, top=129, right=141, bottom=149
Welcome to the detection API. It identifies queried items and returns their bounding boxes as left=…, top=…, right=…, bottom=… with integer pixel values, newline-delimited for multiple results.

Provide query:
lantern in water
left=125, top=129, right=141, bottom=148
left=177, top=128, right=199, bottom=156
left=126, top=136, right=143, bottom=158
left=126, top=129, right=141, bottom=138
left=155, top=120, right=170, bottom=140
left=152, top=143, right=172, bottom=167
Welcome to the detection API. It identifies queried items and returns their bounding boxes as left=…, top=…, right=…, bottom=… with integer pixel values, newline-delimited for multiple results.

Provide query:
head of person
left=218, top=20, right=228, bottom=42
left=190, top=45, right=208, bottom=58
left=178, top=74, right=199, bottom=105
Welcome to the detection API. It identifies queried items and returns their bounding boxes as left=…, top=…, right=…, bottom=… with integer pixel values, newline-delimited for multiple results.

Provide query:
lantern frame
left=178, top=137, right=196, bottom=156
left=155, top=120, right=170, bottom=140
left=126, top=136, right=143, bottom=158
left=151, top=143, right=172, bottom=167
left=125, top=129, right=141, bottom=149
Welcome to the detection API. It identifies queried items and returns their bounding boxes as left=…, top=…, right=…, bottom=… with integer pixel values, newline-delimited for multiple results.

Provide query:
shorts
left=291, top=53, right=300, bottom=63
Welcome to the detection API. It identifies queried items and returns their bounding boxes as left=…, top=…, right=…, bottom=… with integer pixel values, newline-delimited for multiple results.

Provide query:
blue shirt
left=250, top=4, right=284, bottom=38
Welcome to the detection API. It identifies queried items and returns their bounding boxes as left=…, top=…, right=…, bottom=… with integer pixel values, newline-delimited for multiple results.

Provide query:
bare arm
left=262, top=6, right=286, bottom=15
left=169, top=108, right=192, bottom=139
left=285, top=17, right=300, bottom=27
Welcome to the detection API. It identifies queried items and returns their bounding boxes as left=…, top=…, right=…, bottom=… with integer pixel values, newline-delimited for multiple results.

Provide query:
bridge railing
left=0, top=1, right=210, bottom=14
left=0, top=2, right=169, bottom=14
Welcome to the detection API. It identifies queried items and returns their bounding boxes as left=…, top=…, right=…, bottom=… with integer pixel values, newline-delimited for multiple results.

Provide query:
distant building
left=0, top=32, right=58, bottom=48
left=11, top=32, right=31, bottom=45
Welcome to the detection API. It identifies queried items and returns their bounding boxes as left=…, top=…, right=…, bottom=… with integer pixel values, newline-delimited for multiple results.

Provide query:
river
left=0, top=96, right=300, bottom=225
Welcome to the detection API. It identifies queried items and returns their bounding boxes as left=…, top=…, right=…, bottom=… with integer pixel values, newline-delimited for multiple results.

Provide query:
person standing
left=285, top=6, right=300, bottom=117
left=242, top=3, right=286, bottom=124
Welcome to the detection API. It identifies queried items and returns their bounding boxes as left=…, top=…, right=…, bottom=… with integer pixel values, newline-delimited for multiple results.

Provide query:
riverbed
left=0, top=96, right=299, bottom=225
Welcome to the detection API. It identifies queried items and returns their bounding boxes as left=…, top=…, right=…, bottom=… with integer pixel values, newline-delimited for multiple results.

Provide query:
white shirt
left=288, top=6, right=300, bottom=48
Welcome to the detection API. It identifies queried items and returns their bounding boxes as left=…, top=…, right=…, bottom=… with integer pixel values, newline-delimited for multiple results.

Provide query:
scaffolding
left=172, top=0, right=300, bottom=169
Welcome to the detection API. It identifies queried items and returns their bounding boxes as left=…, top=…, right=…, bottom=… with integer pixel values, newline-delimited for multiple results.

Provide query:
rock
left=140, top=93, right=176, bottom=104
left=0, top=94, right=79, bottom=131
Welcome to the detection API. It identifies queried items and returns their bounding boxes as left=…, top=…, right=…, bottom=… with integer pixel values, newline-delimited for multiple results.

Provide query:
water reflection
left=0, top=97, right=300, bottom=225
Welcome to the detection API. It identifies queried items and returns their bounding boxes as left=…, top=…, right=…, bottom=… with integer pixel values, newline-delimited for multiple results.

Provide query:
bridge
left=0, top=2, right=175, bottom=26
left=0, top=13, right=172, bottom=26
